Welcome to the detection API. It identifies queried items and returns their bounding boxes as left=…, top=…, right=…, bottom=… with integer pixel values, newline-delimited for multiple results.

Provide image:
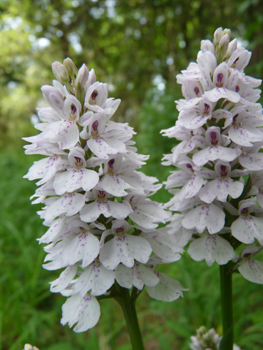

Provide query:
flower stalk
left=115, top=286, right=144, bottom=350
left=220, top=263, right=233, bottom=350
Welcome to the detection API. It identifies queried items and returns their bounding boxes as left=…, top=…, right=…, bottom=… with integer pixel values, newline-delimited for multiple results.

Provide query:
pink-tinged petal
left=182, top=81, right=204, bottom=100
left=38, top=215, right=67, bottom=243
left=213, top=62, right=228, bottom=87
left=228, top=126, right=263, bottom=147
left=38, top=106, right=61, bottom=122
left=238, top=258, right=263, bottom=284
left=44, top=193, right=85, bottom=222
left=30, top=120, right=79, bottom=149
left=80, top=202, right=102, bottom=222
left=212, top=109, right=233, bottom=126
left=100, top=234, right=152, bottom=270
left=231, top=215, right=262, bottom=244
left=31, top=179, right=56, bottom=204
left=115, top=262, right=159, bottom=290
left=199, top=178, right=244, bottom=203
left=53, top=169, right=99, bottom=195
left=61, top=294, right=100, bottom=332
left=180, top=175, right=204, bottom=199
left=62, top=233, right=100, bottom=267
left=182, top=203, right=225, bottom=234
left=204, top=87, right=240, bottom=103
left=188, top=234, right=235, bottom=266
left=141, top=230, right=183, bottom=262
left=239, top=153, right=263, bottom=171
left=85, top=82, right=108, bottom=112
left=50, top=264, right=78, bottom=293
left=64, top=96, right=82, bottom=122
left=41, top=85, right=65, bottom=118
left=146, top=272, right=187, bottom=302
left=228, top=47, right=251, bottom=71
left=128, top=196, right=170, bottom=229
left=100, top=174, right=131, bottom=196
left=179, top=113, right=210, bottom=129
left=193, top=146, right=241, bottom=166
left=73, top=262, right=115, bottom=296
left=87, top=137, right=116, bottom=159
left=197, top=52, right=214, bottom=90
left=166, top=190, right=199, bottom=212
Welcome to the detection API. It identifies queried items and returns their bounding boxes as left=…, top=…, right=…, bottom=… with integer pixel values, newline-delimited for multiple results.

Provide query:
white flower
left=146, top=272, right=187, bottom=302
left=182, top=202, right=225, bottom=234
left=188, top=233, right=235, bottom=266
left=99, top=220, right=152, bottom=270
left=61, top=293, right=100, bottom=332
left=237, top=245, right=263, bottom=284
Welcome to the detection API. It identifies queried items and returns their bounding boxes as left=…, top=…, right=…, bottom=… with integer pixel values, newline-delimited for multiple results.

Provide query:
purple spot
left=91, top=90, right=99, bottom=100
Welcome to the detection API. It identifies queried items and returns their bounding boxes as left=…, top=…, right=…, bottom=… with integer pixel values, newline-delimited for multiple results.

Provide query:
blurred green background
left=1, top=0, right=263, bottom=349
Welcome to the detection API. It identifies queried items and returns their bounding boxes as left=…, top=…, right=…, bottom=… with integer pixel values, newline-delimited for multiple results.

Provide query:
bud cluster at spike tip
left=23, top=58, right=187, bottom=332
left=161, top=28, right=263, bottom=283
left=190, top=326, right=241, bottom=350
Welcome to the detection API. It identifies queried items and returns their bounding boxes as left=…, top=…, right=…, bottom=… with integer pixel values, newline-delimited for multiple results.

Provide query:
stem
left=115, top=286, right=144, bottom=350
left=220, top=263, right=233, bottom=350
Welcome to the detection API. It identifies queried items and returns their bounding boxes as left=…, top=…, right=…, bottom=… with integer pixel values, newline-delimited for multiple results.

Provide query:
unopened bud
left=213, top=27, right=223, bottom=46
left=201, top=39, right=214, bottom=54
left=75, top=64, right=89, bottom=88
left=84, top=68, right=97, bottom=92
left=225, top=38, right=238, bottom=59
left=223, top=28, right=231, bottom=38
left=51, top=61, right=69, bottom=84
left=219, top=33, right=229, bottom=59
left=23, top=344, right=40, bottom=350
left=63, top=57, right=78, bottom=79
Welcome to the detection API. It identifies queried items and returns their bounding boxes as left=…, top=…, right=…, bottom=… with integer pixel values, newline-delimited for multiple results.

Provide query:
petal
left=141, top=230, right=183, bottom=262
left=50, top=264, right=78, bottom=293
left=182, top=203, right=225, bottom=234
left=146, top=272, right=187, bottom=302
left=62, top=233, right=100, bottom=267
left=73, top=262, right=115, bottom=296
left=239, top=152, right=263, bottom=171
left=61, top=294, right=100, bottom=332
left=188, top=234, right=235, bottom=266
left=44, top=193, right=85, bottom=222
left=231, top=216, right=257, bottom=244
left=238, top=258, right=263, bottom=284
left=53, top=169, right=99, bottom=195
left=115, top=262, right=159, bottom=290
left=204, top=87, right=240, bottom=103
left=99, top=174, right=131, bottom=196
left=100, top=234, right=152, bottom=270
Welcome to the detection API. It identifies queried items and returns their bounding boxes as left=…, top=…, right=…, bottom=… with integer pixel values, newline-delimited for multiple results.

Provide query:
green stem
left=115, top=286, right=144, bottom=350
left=220, top=263, right=233, bottom=350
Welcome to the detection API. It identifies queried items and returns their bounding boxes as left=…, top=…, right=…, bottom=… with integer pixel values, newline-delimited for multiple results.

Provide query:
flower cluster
left=23, top=345, right=40, bottom=350
left=190, top=326, right=241, bottom=350
left=161, top=28, right=263, bottom=283
left=24, top=58, right=186, bottom=332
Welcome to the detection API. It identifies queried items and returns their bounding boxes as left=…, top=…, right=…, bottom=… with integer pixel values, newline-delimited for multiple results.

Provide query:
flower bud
left=213, top=27, right=223, bottom=46
left=219, top=33, right=230, bottom=60
left=63, top=57, right=78, bottom=79
left=51, top=61, right=69, bottom=84
left=75, top=64, right=89, bottom=88
left=223, top=28, right=231, bottom=38
left=201, top=39, right=214, bottom=54
left=225, top=38, right=238, bottom=59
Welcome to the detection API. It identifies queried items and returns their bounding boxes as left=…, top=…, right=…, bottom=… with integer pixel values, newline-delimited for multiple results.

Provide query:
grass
left=0, top=148, right=263, bottom=350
